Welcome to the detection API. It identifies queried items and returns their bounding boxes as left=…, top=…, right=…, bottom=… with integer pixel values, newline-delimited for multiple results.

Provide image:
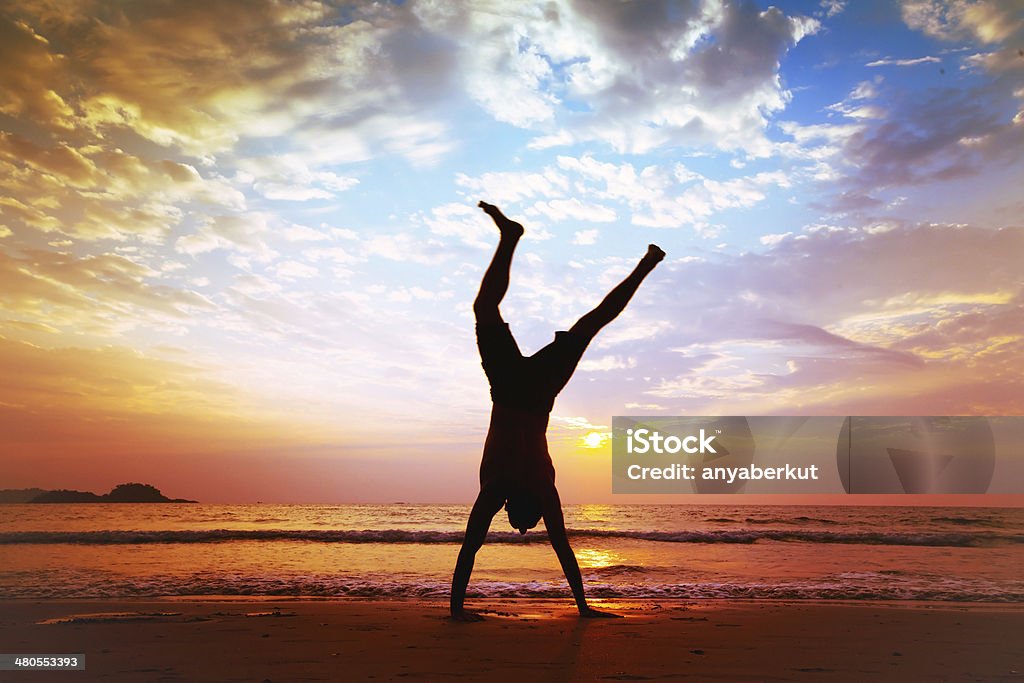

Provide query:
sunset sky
left=1, top=0, right=1022, bottom=503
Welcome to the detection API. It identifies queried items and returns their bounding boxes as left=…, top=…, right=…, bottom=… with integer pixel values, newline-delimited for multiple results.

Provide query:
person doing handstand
left=450, top=201, right=665, bottom=621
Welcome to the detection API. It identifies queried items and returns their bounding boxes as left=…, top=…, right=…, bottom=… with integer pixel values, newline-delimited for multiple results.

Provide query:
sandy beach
left=2, top=598, right=1021, bottom=682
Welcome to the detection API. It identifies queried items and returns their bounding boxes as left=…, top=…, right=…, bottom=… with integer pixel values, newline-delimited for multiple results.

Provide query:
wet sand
left=2, top=598, right=1021, bottom=682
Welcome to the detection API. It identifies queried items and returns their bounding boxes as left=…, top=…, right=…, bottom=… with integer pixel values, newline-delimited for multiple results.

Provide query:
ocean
left=1, top=504, right=1022, bottom=603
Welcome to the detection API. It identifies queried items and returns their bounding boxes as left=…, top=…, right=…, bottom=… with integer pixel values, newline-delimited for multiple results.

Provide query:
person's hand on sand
left=450, top=609, right=486, bottom=622
left=579, top=606, right=622, bottom=619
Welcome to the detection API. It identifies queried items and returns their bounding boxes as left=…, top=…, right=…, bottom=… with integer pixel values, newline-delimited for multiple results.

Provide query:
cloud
left=420, top=202, right=495, bottom=249
left=573, top=229, right=599, bottom=245
left=363, top=231, right=452, bottom=265
left=175, top=213, right=276, bottom=261
left=825, top=80, right=889, bottom=120
left=0, top=336, right=231, bottom=415
left=757, top=320, right=924, bottom=367
left=416, top=0, right=818, bottom=156
left=773, top=3, right=1023, bottom=210
left=0, top=248, right=215, bottom=336
left=838, top=84, right=1023, bottom=191
left=0, top=18, right=75, bottom=127
left=0, top=130, right=245, bottom=242
left=578, top=355, right=637, bottom=372
left=239, top=155, right=360, bottom=201
left=283, top=224, right=332, bottom=242
left=818, top=0, right=847, bottom=18
left=1, top=0, right=465, bottom=183
left=902, top=0, right=1024, bottom=44
left=453, top=155, right=790, bottom=236
left=2, top=0, right=1021, bottom=494
left=866, top=56, right=941, bottom=67
left=272, top=259, right=319, bottom=281
left=22, top=2, right=389, bottom=153
left=455, top=168, right=570, bottom=204
left=555, top=155, right=668, bottom=205
left=631, top=170, right=789, bottom=230
left=0, top=132, right=98, bottom=187
left=450, top=10, right=560, bottom=128
left=760, top=232, right=793, bottom=245
left=556, top=222, right=1024, bottom=415
left=799, top=48, right=1023, bottom=206
left=530, top=198, right=617, bottom=223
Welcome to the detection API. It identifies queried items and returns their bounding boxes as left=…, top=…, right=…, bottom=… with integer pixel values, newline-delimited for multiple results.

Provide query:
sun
left=581, top=431, right=608, bottom=449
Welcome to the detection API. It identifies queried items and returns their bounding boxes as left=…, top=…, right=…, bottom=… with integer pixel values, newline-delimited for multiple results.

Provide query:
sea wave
left=584, top=564, right=654, bottom=577
left=743, top=516, right=840, bottom=526
left=2, top=573, right=1021, bottom=603
left=1, top=528, right=1021, bottom=547
left=930, top=516, right=1004, bottom=528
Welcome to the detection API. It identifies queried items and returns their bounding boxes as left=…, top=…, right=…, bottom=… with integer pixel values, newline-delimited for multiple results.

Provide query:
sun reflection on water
left=574, top=547, right=622, bottom=569
left=574, top=504, right=617, bottom=527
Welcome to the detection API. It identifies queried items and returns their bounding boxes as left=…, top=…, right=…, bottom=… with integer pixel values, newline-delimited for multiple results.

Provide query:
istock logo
left=626, top=428, right=717, bottom=455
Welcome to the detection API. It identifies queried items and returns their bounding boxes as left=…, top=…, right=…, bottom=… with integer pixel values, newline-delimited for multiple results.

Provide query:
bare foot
left=580, top=607, right=622, bottom=619
left=478, top=201, right=524, bottom=239
left=450, top=609, right=485, bottom=622
left=645, top=244, right=666, bottom=263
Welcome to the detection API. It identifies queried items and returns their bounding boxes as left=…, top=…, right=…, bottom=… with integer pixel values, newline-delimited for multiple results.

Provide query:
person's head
left=505, top=491, right=542, bottom=535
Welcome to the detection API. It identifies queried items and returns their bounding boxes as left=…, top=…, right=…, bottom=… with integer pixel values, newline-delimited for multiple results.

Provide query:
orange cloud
left=0, top=248, right=215, bottom=331
left=0, top=17, right=75, bottom=126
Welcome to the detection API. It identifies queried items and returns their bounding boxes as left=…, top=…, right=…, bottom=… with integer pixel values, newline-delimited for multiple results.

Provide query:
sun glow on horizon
left=1, top=0, right=1022, bottom=503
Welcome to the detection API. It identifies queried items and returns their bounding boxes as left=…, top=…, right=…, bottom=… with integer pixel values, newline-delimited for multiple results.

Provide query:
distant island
left=0, top=483, right=197, bottom=503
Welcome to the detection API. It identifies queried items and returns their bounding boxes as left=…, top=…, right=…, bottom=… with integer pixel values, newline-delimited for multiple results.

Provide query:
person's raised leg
left=473, top=202, right=524, bottom=325
left=450, top=486, right=506, bottom=621
left=569, top=244, right=665, bottom=340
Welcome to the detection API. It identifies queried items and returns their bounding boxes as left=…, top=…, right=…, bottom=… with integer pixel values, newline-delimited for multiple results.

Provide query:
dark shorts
left=476, top=321, right=523, bottom=384
left=476, top=322, right=591, bottom=413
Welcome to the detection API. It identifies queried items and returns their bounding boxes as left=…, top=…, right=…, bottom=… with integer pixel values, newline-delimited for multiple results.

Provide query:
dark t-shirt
left=475, top=321, right=592, bottom=497
left=479, top=403, right=554, bottom=494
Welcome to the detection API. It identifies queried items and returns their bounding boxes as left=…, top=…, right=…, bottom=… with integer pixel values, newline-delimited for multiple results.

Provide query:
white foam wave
left=3, top=573, right=1020, bottom=603
left=1, top=528, right=1019, bottom=547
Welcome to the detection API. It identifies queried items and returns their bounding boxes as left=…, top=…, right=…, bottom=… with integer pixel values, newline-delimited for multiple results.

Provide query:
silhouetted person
left=450, top=201, right=665, bottom=621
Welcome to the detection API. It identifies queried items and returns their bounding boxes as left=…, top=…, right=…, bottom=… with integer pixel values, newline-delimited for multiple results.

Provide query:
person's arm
left=450, top=488, right=504, bottom=621
left=542, top=490, right=620, bottom=618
